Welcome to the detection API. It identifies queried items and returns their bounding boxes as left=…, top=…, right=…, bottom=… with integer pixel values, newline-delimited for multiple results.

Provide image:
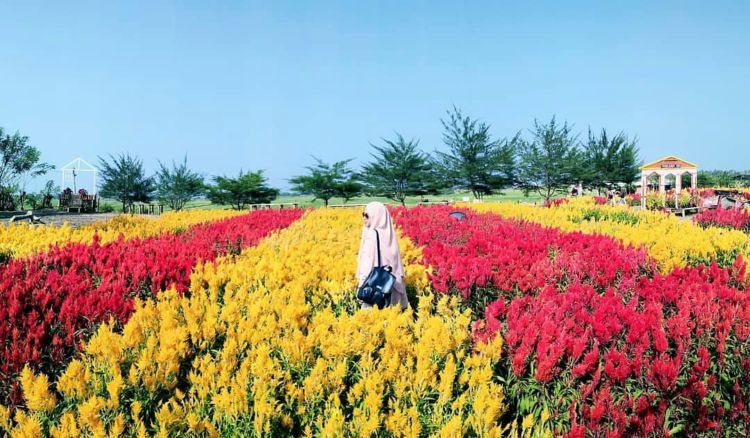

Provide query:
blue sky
left=1, top=1, right=748, bottom=191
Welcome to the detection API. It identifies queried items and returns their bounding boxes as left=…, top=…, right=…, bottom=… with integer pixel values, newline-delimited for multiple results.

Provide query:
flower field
left=694, top=206, right=750, bottom=232
left=1, top=202, right=749, bottom=436
left=0, top=209, right=303, bottom=408
left=396, top=206, right=749, bottom=436
left=0, top=210, right=246, bottom=261
left=465, top=197, right=750, bottom=272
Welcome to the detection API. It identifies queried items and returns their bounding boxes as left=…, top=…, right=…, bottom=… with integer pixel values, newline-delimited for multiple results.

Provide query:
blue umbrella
left=449, top=211, right=466, bottom=220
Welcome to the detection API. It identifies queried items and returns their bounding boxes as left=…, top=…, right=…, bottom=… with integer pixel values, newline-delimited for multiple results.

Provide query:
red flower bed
left=394, top=206, right=750, bottom=436
left=393, top=206, right=653, bottom=301
left=593, top=196, right=608, bottom=205
left=543, top=197, right=569, bottom=208
left=694, top=206, right=750, bottom=231
left=625, top=193, right=641, bottom=206
left=0, top=209, right=303, bottom=407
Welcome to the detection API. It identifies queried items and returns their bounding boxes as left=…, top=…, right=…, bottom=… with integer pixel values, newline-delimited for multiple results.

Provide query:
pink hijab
left=356, top=202, right=405, bottom=282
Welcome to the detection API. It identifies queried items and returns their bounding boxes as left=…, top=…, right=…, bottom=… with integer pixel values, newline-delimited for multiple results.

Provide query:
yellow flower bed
left=0, top=210, right=245, bottom=260
left=2, top=208, right=523, bottom=437
left=465, top=197, right=750, bottom=272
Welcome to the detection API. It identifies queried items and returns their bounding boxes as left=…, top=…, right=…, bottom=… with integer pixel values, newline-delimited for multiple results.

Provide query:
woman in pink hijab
left=356, top=202, right=409, bottom=310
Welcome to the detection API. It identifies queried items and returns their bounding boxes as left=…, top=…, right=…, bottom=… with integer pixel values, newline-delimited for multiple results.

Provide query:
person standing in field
left=356, top=202, right=409, bottom=310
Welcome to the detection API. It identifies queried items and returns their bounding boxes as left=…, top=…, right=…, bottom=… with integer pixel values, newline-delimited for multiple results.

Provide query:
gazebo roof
left=640, top=156, right=698, bottom=171
left=61, top=158, right=97, bottom=172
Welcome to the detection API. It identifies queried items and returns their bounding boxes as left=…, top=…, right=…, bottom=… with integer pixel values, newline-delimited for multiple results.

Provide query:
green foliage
left=516, top=116, right=580, bottom=201
left=206, top=170, right=278, bottom=210
left=0, top=127, right=54, bottom=209
left=435, top=107, right=517, bottom=200
left=36, top=180, right=59, bottom=209
left=25, top=193, right=41, bottom=210
left=581, top=128, right=641, bottom=192
left=575, top=208, right=640, bottom=226
left=361, top=134, right=445, bottom=205
left=697, top=170, right=747, bottom=188
left=97, top=153, right=156, bottom=211
left=337, top=178, right=365, bottom=204
left=41, top=179, right=59, bottom=198
left=25, top=181, right=57, bottom=210
left=155, top=156, right=205, bottom=211
left=289, top=158, right=361, bottom=206
left=99, top=203, right=115, bottom=213
left=696, top=172, right=713, bottom=188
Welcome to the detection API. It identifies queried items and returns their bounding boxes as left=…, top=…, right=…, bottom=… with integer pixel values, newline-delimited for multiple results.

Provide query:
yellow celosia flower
left=106, top=372, right=123, bottom=408
left=439, top=415, right=464, bottom=437
left=49, top=411, right=79, bottom=438
left=155, top=400, right=184, bottom=433
left=10, top=411, right=42, bottom=438
left=6, top=208, right=512, bottom=435
left=57, top=359, right=87, bottom=399
left=0, top=209, right=244, bottom=260
left=522, top=413, right=535, bottom=429
left=109, top=414, right=125, bottom=438
left=131, top=401, right=142, bottom=421
left=466, top=198, right=750, bottom=273
left=0, top=404, right=10, bottom=432
left=77, top=396, right=106, bottom=433
left=19, top=366, right=56, bottom=412
left=84, top=319, right=123, bottom=366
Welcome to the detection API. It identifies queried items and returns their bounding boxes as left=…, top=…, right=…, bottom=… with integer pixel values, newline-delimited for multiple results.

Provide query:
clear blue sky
left=1, top=1, right=748, bottom=192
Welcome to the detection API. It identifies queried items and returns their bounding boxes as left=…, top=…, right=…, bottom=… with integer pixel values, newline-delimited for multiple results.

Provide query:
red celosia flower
left=0, top=209, right=303, bottom=407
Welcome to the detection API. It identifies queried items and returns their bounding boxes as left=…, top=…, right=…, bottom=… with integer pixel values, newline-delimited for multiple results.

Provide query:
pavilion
left=639, top=156, right=698, bottom=209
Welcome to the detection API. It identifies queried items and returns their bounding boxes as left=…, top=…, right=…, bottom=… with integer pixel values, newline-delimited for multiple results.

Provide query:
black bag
left=357, top=230, right=396, bottom=309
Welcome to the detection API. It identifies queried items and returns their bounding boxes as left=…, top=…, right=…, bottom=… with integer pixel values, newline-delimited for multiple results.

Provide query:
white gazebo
left=60, top=158, right=98, bottom=194
left=639, top=156, right=698, bottom=209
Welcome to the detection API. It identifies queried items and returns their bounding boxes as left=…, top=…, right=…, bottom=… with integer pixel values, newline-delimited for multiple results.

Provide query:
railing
left=58, top=194, right=98, bottom=213
left=328, top=203, right=372, bottom=209
left=328, top=200, right=453, bottom=208
left=248, top=203, right=299, bottom=210
left=123, top=204, right=164, bottom=215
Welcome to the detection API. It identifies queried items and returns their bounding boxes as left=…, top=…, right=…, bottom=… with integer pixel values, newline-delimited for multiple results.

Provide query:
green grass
left=95, top=189, right=543, bottom=213
left=261, top=189, right=543, bottom=208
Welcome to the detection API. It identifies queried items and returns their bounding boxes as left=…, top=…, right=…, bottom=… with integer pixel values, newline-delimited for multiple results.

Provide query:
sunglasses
left=362, top=212, right=369, bottom=219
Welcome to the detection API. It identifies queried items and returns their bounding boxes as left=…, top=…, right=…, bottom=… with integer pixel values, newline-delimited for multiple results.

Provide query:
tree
left=206, top=170, right=278, bottom=210
left=155, top=156, right=205, bottom=211
left=0, top=127, right=54, bottom=210
left=360, top=134, right=444, bottom=206
left=337, top=179, right=365, bottom=204
left=38, top=179, right=59, bottom=209
left=97, top=153, right=156, bottom=212
left=516, top=116, right=581, bottom=201
left=713, top=170, right=739, bottom=187
left=289, top=158, right=361, bottom=206
left=435, top=107, right=516, bottom=200
left=696, top=172, right=714, bottom=188
left=696, top=170, right=742, bottom=188
left=582, top=128, right=641, bottom=193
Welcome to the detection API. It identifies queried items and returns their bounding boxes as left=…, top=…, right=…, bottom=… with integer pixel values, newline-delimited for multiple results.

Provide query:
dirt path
left=36, top=213, right=123, bottom=227
left=5, top=213, right=157, bottom=228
